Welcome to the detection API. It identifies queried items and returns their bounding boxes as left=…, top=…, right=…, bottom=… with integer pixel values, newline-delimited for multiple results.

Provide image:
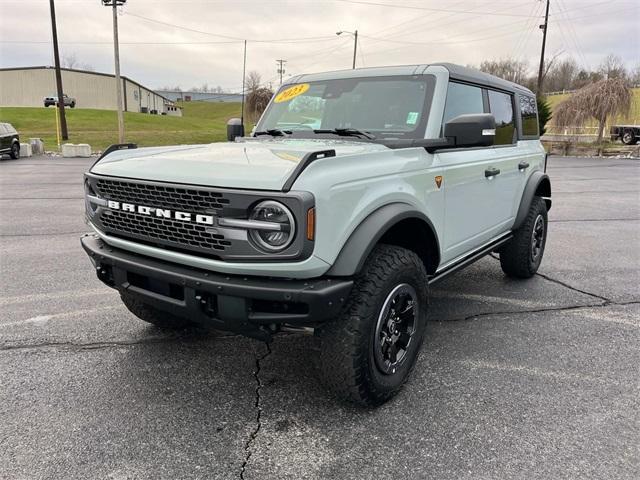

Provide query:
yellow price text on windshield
left=274, top=84, right=310, bottom=103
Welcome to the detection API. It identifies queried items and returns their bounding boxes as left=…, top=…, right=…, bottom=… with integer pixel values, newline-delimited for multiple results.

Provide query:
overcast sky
left=0, top=0, right=638, bottom=92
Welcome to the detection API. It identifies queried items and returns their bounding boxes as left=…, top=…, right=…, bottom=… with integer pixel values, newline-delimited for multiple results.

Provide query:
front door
left=436, top=148, right=511, bottom=264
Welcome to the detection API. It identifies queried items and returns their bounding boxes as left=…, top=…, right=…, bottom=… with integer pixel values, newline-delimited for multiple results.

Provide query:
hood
left=91, top=139, right=389, bottom=191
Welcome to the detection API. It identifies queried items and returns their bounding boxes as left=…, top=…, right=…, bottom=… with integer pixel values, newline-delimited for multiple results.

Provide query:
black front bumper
left=81, top=234, right=352, bottom=340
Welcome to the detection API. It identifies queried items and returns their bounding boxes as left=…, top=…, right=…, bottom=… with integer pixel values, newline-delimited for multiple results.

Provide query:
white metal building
left=0, top=66, right=181, bottom=116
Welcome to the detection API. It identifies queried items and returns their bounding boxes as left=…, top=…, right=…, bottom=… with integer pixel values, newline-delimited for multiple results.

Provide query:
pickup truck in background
left=44, top=94, right=76, bottom=108
left=610, top=125, right=640, bottom=145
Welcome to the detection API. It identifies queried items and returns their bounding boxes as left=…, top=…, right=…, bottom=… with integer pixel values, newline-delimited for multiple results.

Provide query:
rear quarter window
left=519, top=95, right=539, bottom=137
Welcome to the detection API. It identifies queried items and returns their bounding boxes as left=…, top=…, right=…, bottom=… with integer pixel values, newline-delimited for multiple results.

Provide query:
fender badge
left=435, top=176, right=443, bottom=188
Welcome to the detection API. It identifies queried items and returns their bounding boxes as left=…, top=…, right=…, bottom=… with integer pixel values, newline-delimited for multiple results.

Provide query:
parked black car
left=0, top=122, right=20, bottom=159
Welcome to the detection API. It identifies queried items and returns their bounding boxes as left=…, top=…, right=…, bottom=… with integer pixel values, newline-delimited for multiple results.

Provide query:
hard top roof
left=284, top=62, right=534, bottom=96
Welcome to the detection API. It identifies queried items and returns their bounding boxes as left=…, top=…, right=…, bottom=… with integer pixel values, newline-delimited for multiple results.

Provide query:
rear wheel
left=500, top=196, right=548, bottom=278
left=622, top=130, right=637, bottom=145
left=120, top=292, right=198, bottom=330
left=317, top=245, right=428, bottom=406
left=9, top=143, right=19, bottom=160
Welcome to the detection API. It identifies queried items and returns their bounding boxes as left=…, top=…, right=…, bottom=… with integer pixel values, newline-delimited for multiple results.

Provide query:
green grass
left=0, top=101, right=242, bottom=152
left=546, top=87, right=640, bottom=130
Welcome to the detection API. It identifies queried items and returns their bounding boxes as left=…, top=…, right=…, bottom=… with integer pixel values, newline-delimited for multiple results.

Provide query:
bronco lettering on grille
left=106, top=200, right=214, bottom=225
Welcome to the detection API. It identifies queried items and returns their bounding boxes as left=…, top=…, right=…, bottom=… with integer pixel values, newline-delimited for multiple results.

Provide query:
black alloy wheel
left=373, top=283, right=418, bottom=375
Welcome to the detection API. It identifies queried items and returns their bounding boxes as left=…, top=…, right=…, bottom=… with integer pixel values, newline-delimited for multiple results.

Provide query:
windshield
left=257, top=75, right=435, bottom=140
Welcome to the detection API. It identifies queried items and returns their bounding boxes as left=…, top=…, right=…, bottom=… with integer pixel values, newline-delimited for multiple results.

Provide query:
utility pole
left=536, top=0, right=550, bottom=95
left=49, top=0, right=68, bottom=140
left=241, top=40, right=247, bottom=130
left=336, top=30, right=358, bottom=69
left=276, top=59, right=287, bottom=85
left=352, top=30, right=358, bottom=70
left=102, top=0, right=126, bottom=143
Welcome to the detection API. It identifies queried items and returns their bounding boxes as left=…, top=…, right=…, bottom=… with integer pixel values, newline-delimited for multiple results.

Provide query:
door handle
left=485, top=167, right=501, bottom=178
left=518, top=161, right=530, bottom=170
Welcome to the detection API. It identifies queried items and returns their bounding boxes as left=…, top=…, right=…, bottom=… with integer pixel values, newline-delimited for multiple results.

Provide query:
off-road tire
left=9, top=143, right=20, bottom=160
left=317, top=244, right=429, bottom=406
left=622, top=130, right=637, bottom=145
left=120, top=292, right=197, bottom=330
left=500, top=196, right=548, bottom=278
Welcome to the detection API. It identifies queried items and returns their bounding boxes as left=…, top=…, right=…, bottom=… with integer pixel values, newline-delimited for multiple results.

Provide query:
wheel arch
left=326, top=203, right=441, bottom=277
left=513, top=171, right=551, bottom=231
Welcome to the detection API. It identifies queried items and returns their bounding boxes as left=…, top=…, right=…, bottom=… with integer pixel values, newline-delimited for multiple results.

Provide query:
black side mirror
left=226, top=118, right=244, bottom=142
left=444, top=113, right=496, bottom=148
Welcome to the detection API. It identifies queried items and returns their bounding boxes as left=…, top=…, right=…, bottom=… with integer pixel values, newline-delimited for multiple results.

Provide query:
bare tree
left=599, top=54, right=627, bottom=80
left=245, top=71, right=262, bottom=93
left=554, top=78, right=632, bottom=142
left=62, top=52, right=77, bottom=69
left=244, top=71, right=272, bottom=123
left=544, top=57, right=577, bottom=92
left=479, top=58, right=529, bottom=84
left=630, top=64, right=640, bottom=87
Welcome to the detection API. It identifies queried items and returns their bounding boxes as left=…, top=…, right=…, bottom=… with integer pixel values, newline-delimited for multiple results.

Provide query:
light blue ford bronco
left=82, top=63, right=551, bottom=405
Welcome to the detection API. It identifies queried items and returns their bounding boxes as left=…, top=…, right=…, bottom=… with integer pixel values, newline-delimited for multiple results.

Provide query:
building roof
left=0, top=65, right=174, bottom=103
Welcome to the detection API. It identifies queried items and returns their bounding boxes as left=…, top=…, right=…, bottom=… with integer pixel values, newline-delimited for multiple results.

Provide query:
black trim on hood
left=282, top=149, right=336, bottom=192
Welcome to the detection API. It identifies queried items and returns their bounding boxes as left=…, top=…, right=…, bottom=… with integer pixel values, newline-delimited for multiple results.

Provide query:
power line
left=0, top=40, right=241, bottom=45
left=124, top=11, right=340, bottom=44
left=332, top=0, right=549, bottom=17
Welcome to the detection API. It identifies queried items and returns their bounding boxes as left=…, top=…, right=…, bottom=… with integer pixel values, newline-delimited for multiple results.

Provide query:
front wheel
left=500, top=196, right=548, bottom=278
left=316, top=245, right=429, bottom=406
left=9, top=143, right=20, bottom=160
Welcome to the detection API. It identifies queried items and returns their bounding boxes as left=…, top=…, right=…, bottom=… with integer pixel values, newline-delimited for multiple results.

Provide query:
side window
left=520, top=95, right=539, bottom=137
left=488, top=90, right=515, bottom=145
left=442, top=82, right=484, bottom=125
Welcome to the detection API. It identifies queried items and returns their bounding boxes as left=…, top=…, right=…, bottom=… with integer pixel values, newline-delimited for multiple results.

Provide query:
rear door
left=485, top=89, right=523, bottom=226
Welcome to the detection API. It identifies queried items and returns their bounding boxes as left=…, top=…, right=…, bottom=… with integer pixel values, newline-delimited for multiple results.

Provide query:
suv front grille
left=94, top=178, right=233, bottom=255
left=96, top=178, right=230, bottom=212
left=101, top=210, right=232, bottom=251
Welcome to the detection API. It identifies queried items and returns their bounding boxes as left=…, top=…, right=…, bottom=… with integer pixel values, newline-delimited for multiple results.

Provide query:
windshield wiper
left=313, top=128, right=376, bottom=140
left=254, top=128, right=292, bottom=137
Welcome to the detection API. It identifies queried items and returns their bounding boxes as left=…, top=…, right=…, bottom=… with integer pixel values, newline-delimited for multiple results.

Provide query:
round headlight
left=249, top=200, right=295, bottom=252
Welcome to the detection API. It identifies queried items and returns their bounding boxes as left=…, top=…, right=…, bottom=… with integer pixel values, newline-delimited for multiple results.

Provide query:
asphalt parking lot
left=0, top=154, right=638, bottom=479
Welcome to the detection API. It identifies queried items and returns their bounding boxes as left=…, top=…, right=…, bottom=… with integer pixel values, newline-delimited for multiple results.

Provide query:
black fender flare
left=513, top=171, right=552, bottom=230
left=326, top=203, right=440, bottom=277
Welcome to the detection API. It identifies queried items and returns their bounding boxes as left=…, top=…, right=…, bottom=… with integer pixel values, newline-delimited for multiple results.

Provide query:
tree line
left=477, top=54, right=639, bottom=94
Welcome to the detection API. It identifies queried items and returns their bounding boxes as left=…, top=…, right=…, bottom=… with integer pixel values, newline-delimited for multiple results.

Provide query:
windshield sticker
left=406, top=112, right=419, bottom=125
left=274, top=83, right=310, bottom=103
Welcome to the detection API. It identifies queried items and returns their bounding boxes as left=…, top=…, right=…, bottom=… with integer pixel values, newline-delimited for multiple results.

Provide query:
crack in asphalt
left=549, top=218, right=639, bottom=223
left=0, top=337, right=176, bottom=352
left=0, top=330, right=241, bottom=352
left=240, top=342, right=272, bottom=480
left=442, top=301, right=640, bottom=324
left=487, top=253, right=613, bottom=303
left=534, top=271, right=613, bottom=303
